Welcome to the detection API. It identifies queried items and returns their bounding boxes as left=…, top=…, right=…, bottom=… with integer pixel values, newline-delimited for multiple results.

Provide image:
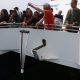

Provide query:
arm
left=64, top=9, right=80, bottom=27
left=36, top=18, right=43, bottom=28
left=64, top=9, right=72, bottom=25
left=73, top=10, right=80, bottom=26
left=36, top=18, right=43, bottom=25
left=28, top=3, right=43, bottom=13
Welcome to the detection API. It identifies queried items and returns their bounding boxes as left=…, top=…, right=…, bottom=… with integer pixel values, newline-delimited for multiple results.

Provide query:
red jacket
left=44, top=10, right=54, bottom=29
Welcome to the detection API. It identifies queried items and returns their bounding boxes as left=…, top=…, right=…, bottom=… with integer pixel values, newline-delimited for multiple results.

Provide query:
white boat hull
left=0, top=27, right=80, bottom=69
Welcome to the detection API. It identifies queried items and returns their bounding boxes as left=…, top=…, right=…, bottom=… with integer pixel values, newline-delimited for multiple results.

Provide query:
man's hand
left=66, top=22, right=75, bottom=27
left=36, top=22, right=40, bottom=29
left=22, top=22, right=27, bottom=26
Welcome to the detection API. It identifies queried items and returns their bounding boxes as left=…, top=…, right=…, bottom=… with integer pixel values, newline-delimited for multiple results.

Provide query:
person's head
left=33, top=11, right=40, bottom=19
left=9, top=10, right=13, bottom=15
left=14, top=7, right=19, bottom=11
left=51, top=8, right=53, bottom=12
left=26, top=8, right=31, bottom=12
left=1, top=9, right=8, bottom=17
left=11, top=10, right=18, bottom=17
left=43, top=3, right=51, bottom=10
left=26, top=8, right=33, bottom=16
left=23, top=10, right=26, bottom=16
left=71, top=0, right=77, bottom=9
left=58, top=10, right=62, bottom=15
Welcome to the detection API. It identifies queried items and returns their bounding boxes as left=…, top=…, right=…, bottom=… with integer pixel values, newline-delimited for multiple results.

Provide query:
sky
left=0, top=0, right=79, bottom=11
left=0, top=0, right=50, bottom=11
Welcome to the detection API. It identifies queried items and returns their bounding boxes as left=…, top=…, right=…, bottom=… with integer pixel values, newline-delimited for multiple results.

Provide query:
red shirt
left=44, top=10, right=54, bottom=29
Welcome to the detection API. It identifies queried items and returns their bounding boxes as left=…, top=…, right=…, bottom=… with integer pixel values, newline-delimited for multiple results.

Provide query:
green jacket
left=64, top=8, right=80, bottom=26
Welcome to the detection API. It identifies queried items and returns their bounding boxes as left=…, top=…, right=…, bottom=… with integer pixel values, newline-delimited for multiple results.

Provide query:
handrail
left=0, top=23, right=79, bottom=32
left=27, top=24, right=80, bottom=32
left=0, top=23, right=22, bottom=28
left=0, top=22, right=79, bottom=28
left=0, top=23, right=79, bottom=28
left=0, top=23, right=22, bottom=25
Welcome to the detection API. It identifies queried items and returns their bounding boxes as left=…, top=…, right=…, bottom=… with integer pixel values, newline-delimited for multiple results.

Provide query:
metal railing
left=0, top=23, right=79, bottom=33
left=0, top=23, right=22, bottom=28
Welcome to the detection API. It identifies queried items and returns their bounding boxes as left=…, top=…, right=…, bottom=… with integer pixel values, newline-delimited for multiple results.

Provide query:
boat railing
left=0, top=23, right=22, bottom=28
left=0, top=23, right=79, bottom=32
left=26, top=24, right=80, bottom=33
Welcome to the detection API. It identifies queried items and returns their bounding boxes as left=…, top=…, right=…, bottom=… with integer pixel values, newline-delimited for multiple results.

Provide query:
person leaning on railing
left=9, top=10, right=20, bottom=23
left=0, top=9, right=9, bottom=23
left=28, top=3, right=55, bottom=30
left=64, top=0, right=80, bottom=33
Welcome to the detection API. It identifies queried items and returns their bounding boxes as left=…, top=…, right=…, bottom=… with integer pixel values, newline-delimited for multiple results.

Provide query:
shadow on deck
left=0, top=51, right=80, bottom=80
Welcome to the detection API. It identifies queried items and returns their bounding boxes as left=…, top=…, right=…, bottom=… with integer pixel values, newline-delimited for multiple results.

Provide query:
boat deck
left=0, top=51, right=80, bottom=80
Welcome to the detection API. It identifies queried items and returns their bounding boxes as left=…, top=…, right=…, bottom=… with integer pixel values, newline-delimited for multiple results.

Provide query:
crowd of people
left=0, top=0, right=79, bottom=32
left=0, top=7, right=43, bottom=26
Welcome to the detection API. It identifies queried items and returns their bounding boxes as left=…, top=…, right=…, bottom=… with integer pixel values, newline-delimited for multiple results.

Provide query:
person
left=22, top=8, right=33, bottom=23
left=54, top=10, right=63, bottom=25
left=64, top=0, right=80, bottom=33
left=0, top=9, right=9, bottom=23
left=27, top=11, right=41, bottom=26
left=28, top=3, right=55, bottom=30
left=14, top=7, right=22, bottom=19
left=9, top=10, right=20, bottom=23
left=54, top=10, right=63, bottom=30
